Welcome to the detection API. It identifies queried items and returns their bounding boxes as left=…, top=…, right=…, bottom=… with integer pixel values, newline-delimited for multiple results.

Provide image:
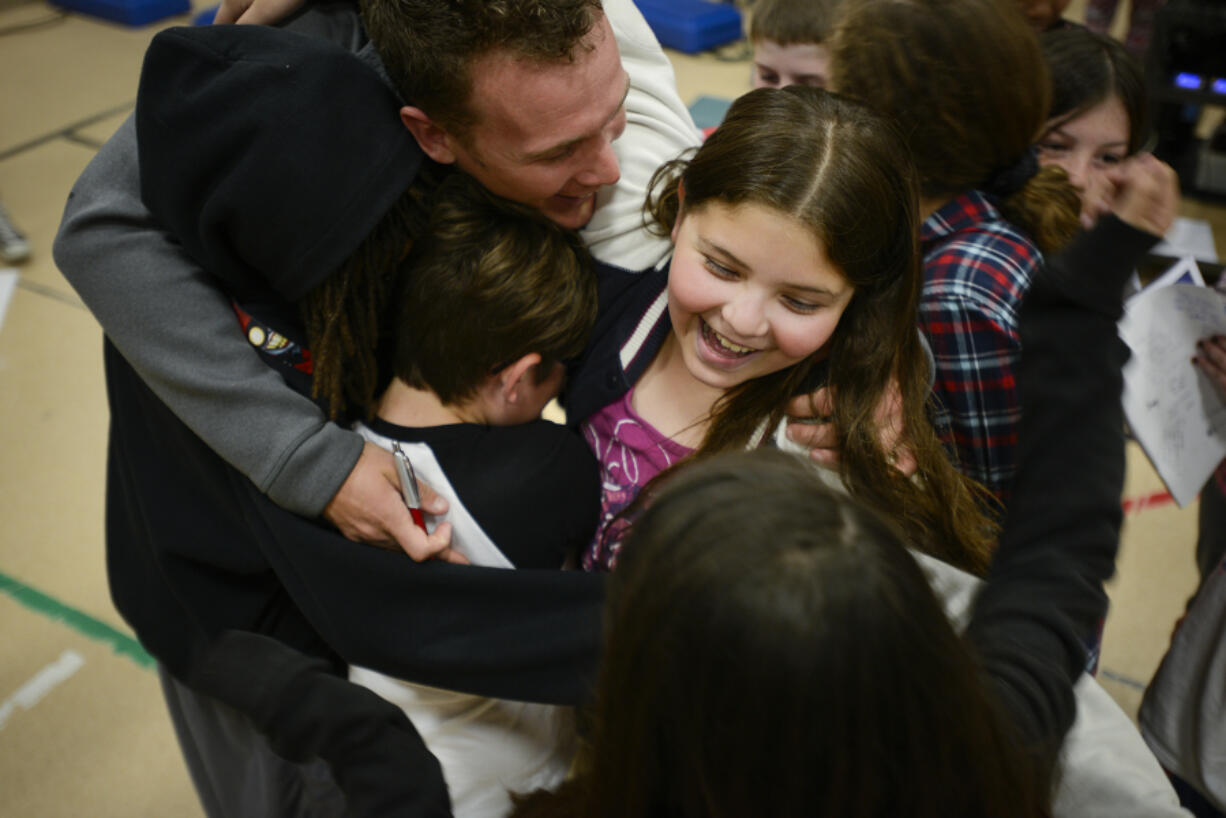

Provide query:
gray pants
left=159, top=665, right=346, bottom=818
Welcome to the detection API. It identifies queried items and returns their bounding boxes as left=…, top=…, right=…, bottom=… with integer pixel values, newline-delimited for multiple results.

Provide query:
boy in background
left=749, top=0, right=843, bottom=90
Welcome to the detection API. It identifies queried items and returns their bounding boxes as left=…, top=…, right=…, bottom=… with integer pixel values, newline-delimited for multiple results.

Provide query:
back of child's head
left=529, top=450, right=1046, bottom=818
left=830, top=0, right=1081, bottom=254
left=749, top=0, right=842, bottom=46
left=645, top=85, right=995, bottom=574
left=1042, top=27, right=1149, bottom=154
left=393, top=173, right=596, bottom=405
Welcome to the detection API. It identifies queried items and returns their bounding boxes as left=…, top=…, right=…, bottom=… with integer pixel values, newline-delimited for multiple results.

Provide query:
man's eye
left=541, top=145, right=576, bottom=163
left=757, top=70, right=779, bottom=87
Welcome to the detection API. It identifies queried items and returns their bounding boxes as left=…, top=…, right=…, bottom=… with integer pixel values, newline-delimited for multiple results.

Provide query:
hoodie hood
left=136, top=24, right=424, bottom=303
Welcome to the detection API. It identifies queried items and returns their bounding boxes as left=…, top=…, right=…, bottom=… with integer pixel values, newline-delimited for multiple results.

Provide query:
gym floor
left=1, top=0, right=1222, bottom=814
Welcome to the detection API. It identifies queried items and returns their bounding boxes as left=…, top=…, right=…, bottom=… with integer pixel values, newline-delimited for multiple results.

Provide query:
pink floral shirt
left=580, top=389, right=692, bottom=571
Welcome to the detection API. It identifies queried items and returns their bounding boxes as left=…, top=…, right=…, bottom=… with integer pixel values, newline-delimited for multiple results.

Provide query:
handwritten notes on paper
left=1120, top=259, right=1226, bottom=506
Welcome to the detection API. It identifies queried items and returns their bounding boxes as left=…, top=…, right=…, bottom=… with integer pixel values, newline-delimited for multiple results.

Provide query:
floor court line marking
left=0, top=100, right=134, bottom=163
left=1121, top=490, right=1180, bottom=516
left=1098, top=667, right=1148, bottom=692
left=0, top=571, right=153, bottom=669
left=0, top=649, right=85, bottom=730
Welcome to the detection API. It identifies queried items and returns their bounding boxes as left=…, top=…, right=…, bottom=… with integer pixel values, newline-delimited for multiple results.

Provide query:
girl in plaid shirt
left=829, top=0, right=1083, bottom=507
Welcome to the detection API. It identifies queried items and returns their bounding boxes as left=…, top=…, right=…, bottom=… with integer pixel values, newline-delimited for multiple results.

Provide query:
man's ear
left=497, top=353, right=543, bottom=405
left=670, top=179, right=686, bottom=243
left=400, top=105, right=459, bottom=165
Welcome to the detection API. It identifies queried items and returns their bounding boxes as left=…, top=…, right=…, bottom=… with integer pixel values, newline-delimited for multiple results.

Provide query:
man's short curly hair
left=361, top=0, right=604, bottom=138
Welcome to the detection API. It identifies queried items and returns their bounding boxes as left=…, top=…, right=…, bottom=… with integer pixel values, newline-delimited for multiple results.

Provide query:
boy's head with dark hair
left=748, top=0, right=842, bottom=89
left=391, top=173, right=597, bottom=425
left=361, top=0, right=627, bottom=230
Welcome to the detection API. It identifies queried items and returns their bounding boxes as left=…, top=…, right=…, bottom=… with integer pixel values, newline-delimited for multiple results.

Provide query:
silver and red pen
left=392, top=442, right=427, bottom=531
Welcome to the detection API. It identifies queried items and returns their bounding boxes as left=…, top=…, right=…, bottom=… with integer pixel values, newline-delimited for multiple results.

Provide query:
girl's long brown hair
left=829, top=0, right=1081, bottom=255
left=513, top=452, right=1049, bottom=818
left=640, top=86, right=996, bottom=574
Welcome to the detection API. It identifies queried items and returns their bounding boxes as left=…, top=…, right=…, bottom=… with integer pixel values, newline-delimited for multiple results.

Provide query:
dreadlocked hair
left=300, top=163, right=449, bottom=419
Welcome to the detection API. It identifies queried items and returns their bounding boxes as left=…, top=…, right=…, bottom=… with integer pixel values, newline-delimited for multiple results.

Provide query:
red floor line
left=1121, top=490, right=1179, bottom=516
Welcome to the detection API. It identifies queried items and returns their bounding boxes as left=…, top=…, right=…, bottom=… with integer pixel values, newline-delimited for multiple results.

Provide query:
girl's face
left=667, top=201, right=854, bottom=392
left=752, top=40, right=831, bottom=90
left=1037, top=94, right=1130, bottom=219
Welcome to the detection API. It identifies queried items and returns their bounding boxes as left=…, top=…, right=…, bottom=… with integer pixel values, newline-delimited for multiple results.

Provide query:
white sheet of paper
left=1120, top=269, right=1226, bottom=506
left=1153, top=217, right=1219, bottom=264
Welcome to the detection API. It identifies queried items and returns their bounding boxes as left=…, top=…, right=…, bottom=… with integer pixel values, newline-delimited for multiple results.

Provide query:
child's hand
left=785, top=382, right=916, bottom=476
left=323, top=442, right=468, bottom=564
left=1078, top=173, right=1117, bottom=231
left=213, top=0, right=305, bottom=25
left=1103, top=153, right=1179, bottom=238
left=1194, top=336, right=1226, bottom=399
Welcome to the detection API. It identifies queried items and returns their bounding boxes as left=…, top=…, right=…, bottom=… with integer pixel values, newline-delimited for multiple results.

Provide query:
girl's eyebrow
left=695, top=236, right=747, bottom=269
left=1046, top=126, right=1128, bottom=149
left=696, top=236, right=842, bottom=297
left=787, top=283, right=840, bottom=297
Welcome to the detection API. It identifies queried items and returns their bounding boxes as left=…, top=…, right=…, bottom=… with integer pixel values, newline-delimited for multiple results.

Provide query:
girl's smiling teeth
left=701, top=319, right=757, bottom=357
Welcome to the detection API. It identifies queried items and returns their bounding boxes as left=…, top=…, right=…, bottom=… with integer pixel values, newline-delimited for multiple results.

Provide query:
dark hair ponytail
left=998, top=164, right=1083, bottom=256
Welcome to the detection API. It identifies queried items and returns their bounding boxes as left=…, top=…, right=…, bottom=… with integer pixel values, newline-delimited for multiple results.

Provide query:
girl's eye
left=703, top=257, right=737, bottom=279
left=782, top=296, right=820, bottom=314
left=1037, top=141, right=1069, bottom=156
left=1096, top=152, right=1124, bottom=166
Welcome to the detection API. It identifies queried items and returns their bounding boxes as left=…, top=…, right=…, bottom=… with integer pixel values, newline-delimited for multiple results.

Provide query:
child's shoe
left=0, top=202, right=30, bottom=264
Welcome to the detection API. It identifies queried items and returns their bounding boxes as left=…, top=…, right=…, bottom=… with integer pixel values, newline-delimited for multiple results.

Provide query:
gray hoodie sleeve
left=53, top=116, right=362, bottom=517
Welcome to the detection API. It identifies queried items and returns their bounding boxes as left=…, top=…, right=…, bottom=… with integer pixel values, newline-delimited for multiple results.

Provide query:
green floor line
left=0, top=571, right=153, bottom=669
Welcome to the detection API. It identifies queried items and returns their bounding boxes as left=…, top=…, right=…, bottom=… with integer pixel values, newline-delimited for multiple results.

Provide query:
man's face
left=448, top=14, right=629, bottom=230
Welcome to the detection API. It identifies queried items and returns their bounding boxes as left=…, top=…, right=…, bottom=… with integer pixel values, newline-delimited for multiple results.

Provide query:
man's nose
left=576, top=137, right=621, bottom=188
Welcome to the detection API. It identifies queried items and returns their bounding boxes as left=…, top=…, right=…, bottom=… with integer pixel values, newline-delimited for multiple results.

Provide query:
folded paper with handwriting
left=1120, top=258, right=1226, bottom=506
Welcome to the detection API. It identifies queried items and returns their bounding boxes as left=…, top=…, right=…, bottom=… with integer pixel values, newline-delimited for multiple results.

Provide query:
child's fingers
left=788, top=421, right=840, bottom=469
left=1109, top=154, right=1179, bottom=238
left=1195, top=337, right=1226, bottom=395
left=787, top=386, right=834, bottom=421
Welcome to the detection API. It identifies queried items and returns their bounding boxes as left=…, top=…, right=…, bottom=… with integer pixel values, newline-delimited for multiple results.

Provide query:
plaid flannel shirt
left=920, top=191, right=1042, bottom=505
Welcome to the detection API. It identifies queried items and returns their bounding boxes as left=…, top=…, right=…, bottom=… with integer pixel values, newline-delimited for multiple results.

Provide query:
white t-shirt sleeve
left=583, top=0, right=701, bottom=271
left=914, top=554, right=1191, bottom=818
